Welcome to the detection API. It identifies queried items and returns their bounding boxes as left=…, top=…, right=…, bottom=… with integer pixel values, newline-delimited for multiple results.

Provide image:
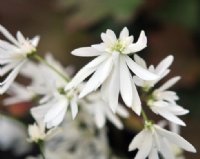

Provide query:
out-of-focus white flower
left=31, top=91, right=78, bottom=129
left=28, top=54, right=78, bottom=128
left=66, top=27, right=159, bottom=114
left=148, top=76, right=189, bottom=126
left=82, top=92, right=129, bottom=129
left=27, top=123, right=56, bottom=143
left=3, top=82, right=35, bottom=105
left=129, top=121, right=196, bottom=159
left=0, top=115, right=31, bottom=155
left=0, top=25, right=39, bottom=94
left=133, top=55, right=173, bottom=90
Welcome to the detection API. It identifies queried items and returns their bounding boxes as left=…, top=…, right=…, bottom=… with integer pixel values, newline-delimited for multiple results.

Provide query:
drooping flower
left=148, top=76, right=189, bottom=126
left=133, top=54, right=174, bottom=91
left=0, top=25, right=39, bottom=94
left=29, top=54, right=79, bottom=128
left=82, top=92, right=129, bottom=129
left=66, top=27, right=158, bottom=114
left=129, top=122, right=196, bottom=159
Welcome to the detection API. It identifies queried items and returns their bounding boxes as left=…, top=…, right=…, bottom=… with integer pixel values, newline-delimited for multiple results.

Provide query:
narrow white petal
left=0, top=60, right=26, bottom=94
left=31, top=104, right=51, bottom=125
left=155, top=125, right=196, bottom=153
left=106, top=29, right=117, bottom=41
left=129, top=129, right=147, bottom=151
left=65, top=55, right=107, bottom=90
left=105, top=107, right=123, bottom=129
left=149, top=148, right=159, bottom=159
left=134, top=54, right=147, bottom=69
left=101, top=32, right=115, bottom=46
left=159, top=137, right=176, bottom=159
left=135, top=130, right=153, bottom=159
left=79, top=57, right=113, bottom=98
left=119, top=27, right=129, bottom=40
left=46, top=108, right=66, bottom=128
left=151, top=101, right=186, bottom=126
left=116, top=104, right=129, bottom=118
left=91, top=43, right=106, bottom=52
left=132, top=76, right=144, bottom=87
left=70, top=97, right=78, bottom=119
left=119, top=56, right=133, bottom=107
left=71, top=47, right=102, bottom=57
left=0, top=39, right=18, bottom=51
left=131, top=80, right=142, bottom=115
left=0, top=25, right=19, bottom=46
left=16, top=31, right=26, bottom=44
left=128, top=30, right=147, bottom=53
left=155, top=55, right=174, bottom=75
left=125, top=56, right=159, bottom=80
left=44, top=99, right=68, bottom=125
left=158, top=76, right=181, bottom=91
left=95, top=106, right=106, bottom=128
left=108, top=57, right=120, bottom=112
left=0, top=61, right=19, bottom=76
left=30, top=36, right=40, bottom=47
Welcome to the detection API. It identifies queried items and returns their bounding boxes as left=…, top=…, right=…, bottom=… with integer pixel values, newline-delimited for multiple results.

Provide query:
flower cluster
left=0, top=25, right=196, bottom=159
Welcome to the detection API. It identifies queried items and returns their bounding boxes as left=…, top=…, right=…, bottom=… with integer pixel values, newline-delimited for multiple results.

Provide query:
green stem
left=141, top=109, right=149, bottom=122
left=38, top=143, right=45, bottom=159
left=31, top=53, right=70, bottom=82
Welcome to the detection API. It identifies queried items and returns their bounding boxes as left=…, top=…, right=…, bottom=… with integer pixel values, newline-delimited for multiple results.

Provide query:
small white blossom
left=133, top=54, right=174, bottom=90
left=0, top=25, right=39, bottom=94
left=66, top=27, right=158, bottom=114
left=28, top=123, right=48, bottom=143
left=129, top=122, right=196, bottom=159
left=3, top=82, right=35, bottom=105
left=29, top=55, right=78, bottom=128
left=148, top=76, right=189, bottom=126
left=82, top=92, right=129, bottom=129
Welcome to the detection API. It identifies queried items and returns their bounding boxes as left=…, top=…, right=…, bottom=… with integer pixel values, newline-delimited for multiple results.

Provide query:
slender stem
left=38, top=143, right=45, bottom=159
left=31, top=53, right=70, bottom=82
left=141, top=109, right=149, bottom=122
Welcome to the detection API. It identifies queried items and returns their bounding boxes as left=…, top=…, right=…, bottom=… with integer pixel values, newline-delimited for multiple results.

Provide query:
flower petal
left=0, top=25, right=19, bottom=46
left=119, top=27, right=129, bottom=40
left=131, top=80, right=141, bottom=115
left=65, top=55, right=107, bottom=90
left=79, top=57, right=113, bottom=98
left=155, top=55, right=174, bottom=75
left=155, top=125, right=196, bottom=153
left=70, top=96, right=78, bottom=119
left=128, top=30, right=147, bottom=53
left=157, top=76, right=181, bottom=91
left=0, top=60, right=26, bottom=94
left=125, top=56, right=159, bottom=80
left=71, top=47, right=102, bottom=57
left=119, top=56, right=133, bottom=107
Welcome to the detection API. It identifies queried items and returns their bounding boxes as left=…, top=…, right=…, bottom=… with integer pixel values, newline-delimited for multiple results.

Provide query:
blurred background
left=0, top=0, right=200, bottom=158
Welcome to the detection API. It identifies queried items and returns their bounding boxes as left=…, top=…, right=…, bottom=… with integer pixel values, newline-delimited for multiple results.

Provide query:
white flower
left=3, top=82, right=35, bottom=105
left=0, top=25, right=39, bottom=94
left=66, top=27, right=158, bottom=114
left=31, top=91, right=78, bottom=129
left=133, top=54, right=174, bottom=90
left=148, top=76, right=189, bottom=126
left=82, top=92, right=129, bottom=129
left=129, top=122, right=196, bottom=159
left=28, top=123, right=49, bottom=143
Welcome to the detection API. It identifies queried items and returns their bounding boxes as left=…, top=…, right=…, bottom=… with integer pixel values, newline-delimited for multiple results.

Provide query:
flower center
left=110, top=40, right=125, bottom=53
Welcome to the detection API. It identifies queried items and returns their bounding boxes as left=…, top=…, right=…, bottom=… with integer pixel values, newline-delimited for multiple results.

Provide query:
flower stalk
left=29, top=53, right=70, bottom=82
